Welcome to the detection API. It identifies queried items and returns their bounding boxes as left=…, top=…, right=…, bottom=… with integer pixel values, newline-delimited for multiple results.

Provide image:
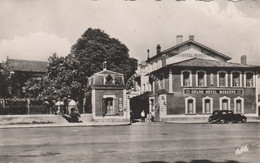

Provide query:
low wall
left=0, top=115, right=69, bottom=125
left=80, top=114, right=93, bottom=122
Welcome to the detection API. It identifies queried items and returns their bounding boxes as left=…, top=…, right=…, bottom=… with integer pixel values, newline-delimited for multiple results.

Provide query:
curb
left=164, top=120, right=260, bottom=124
left=164, top=121, right=207, bottom=124
left=0, top=122, right=131, bottom=129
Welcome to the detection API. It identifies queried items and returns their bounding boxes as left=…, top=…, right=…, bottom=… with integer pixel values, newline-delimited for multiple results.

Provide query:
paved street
left=0, top=123, right=259, bottom=163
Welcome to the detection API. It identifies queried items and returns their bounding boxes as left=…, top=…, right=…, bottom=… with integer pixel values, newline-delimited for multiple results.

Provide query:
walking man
left=141, top=110, right=145, bottom=122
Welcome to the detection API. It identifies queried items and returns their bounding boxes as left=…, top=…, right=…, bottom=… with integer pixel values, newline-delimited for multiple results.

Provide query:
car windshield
left=213, top=112, right=219, bottom=115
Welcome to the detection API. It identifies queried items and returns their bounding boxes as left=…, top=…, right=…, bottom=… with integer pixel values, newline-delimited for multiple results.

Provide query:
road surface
left=0, top=122, right=259, bottom=163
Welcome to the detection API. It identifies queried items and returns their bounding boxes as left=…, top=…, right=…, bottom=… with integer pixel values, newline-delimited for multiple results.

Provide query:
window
left=153, top=62, right=156, bottom=71
left=185, top=96, right=196, bottom=114
left=234, top=97, right=244, bottom=114
left=219, top=73, right=226, bottom=87
left=210, top=73, right=214, bottom=86
left=219, top=96, right=231, bottom=110
left=231, top=71, right=242, bottom=87
left=181, top=70, right=192, bottom=87
left=158, top=60, right=162, bottom=68
left=160, top=73, right=164, bottom=89
left=244, top=71, right=254, bottom=87
left=196, top=70, right=207, bottom=87
left=105, top=74, right=114, bottom=85
left=202, top=96, right=213, bottom=114
left=217, top=71, right=228, bottom=87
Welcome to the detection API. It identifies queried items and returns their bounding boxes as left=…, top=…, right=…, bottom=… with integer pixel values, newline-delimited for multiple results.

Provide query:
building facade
left=127, top=36, right=260, bottom=121
left=88, top=63, right=130, bottom=122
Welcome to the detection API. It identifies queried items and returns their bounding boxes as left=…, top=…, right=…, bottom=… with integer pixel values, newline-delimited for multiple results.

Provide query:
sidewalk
left=0, top=121, right=131, bottom=129
left=165, top=119, right=260, bottom=124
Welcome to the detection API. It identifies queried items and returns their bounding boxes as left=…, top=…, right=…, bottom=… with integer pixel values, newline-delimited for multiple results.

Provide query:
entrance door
left=205, top=99, right=210, bottom=113
left=236, top=100, right=241, bottom=113
left=188, top=99, right=194, bottom=114
left=222, top=99, right=228, bottom=110
left=105, top=98, right=113, bottom=114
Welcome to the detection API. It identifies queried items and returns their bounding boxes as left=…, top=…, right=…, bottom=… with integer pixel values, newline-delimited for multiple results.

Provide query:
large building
left=127, top=35, right=260, bottom=121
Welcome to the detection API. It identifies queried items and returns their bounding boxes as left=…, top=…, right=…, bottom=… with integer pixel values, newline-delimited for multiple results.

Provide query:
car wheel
left=219, top=119, right=225, bottom=124
left=241, top=119, right=247, bottom=123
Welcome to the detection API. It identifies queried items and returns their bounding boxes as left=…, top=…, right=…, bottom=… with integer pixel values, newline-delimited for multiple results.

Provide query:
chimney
left=189, top=35, right=194, bottom=41
left=176, top=35, right=183, bottom=45
left=241, top=55, right=247, bottom=65
left=103, top=61, right=107, bottom=70
left=147, top=49, right=150, bottom=60
left=161, top=54, right=167, bottom=67
left=156, top=44, right=161, bottom=55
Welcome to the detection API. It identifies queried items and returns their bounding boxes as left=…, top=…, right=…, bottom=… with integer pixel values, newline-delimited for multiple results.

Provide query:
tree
left=69, top=28, right=138, bottom=82
left=0, top=61, right=32, bottom=98
left=0, top=63, right=10, bottom=97
left=25, top=28, right=138, bottom=104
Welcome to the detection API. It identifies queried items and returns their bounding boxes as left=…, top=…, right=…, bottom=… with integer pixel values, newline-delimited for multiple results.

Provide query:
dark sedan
left=208, top=110, right=247, bottom=124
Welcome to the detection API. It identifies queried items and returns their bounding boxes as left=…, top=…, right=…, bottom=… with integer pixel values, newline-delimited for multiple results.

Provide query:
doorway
left=103, top=97, right=114, bottom=115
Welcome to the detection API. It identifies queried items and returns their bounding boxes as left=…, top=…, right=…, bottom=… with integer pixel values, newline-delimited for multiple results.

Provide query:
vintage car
left=208, top=110, right=247, bottom=124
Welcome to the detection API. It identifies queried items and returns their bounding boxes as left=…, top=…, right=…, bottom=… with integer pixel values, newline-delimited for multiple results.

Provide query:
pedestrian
left=68, top=99, right=76, bottom=114
left=130, top=110, right=134, bottom=123
left=151, top=111, right=155, bottom=122
left=147, top=112, right=152, bottom=122
left=141, top=110, right=145, bottom=122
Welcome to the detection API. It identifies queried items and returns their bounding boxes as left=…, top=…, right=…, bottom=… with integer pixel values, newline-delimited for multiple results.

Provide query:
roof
left=6, top=59, right=48, bottom=73
left=147, top=39, right=232, bottom=62
left=89, top=69, right=123, bottom=78
left=168, top=58, right=255, bottom=68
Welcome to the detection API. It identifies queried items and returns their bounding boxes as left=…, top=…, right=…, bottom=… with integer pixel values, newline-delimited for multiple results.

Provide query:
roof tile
left=7, top=59, right=48, bottom=72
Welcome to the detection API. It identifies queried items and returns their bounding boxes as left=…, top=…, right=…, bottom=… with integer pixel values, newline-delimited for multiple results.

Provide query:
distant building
left=0, top=58, right=48, bottom=97
left=87, top=62, right=130, bottom=122
left=127, top=35, right=260, bottom=121
left=5, top=58, right=48, bottom=79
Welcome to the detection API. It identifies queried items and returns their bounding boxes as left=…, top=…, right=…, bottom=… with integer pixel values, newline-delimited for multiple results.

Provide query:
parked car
left=208, top=110, right=247, bottom=124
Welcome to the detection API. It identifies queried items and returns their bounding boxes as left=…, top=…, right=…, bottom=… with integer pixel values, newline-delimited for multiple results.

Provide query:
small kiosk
left=87, top=62, right=130, bottom=122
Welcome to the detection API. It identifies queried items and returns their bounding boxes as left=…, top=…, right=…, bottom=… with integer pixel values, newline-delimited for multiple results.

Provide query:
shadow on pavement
left=140, top=160, right=240, bottom=163
left=175, top=160, right=241, bottom=163
left=140, top=162, right=169, bottom=163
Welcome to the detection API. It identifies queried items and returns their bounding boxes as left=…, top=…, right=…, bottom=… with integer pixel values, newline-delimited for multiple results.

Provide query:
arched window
left=202, top=96, right=213, bottom=114
left=244, top=71, right=255, bottom=87
left=219, top=96, right=231, bottom=110
left=217, top=71, right=228, bottom=87
left=231, top=71, right=242, bottom=87
left=185, top=96, right=196, bottom=114
left=234, top=97, right=244, bottom=114
left=181, top=70, right=192, bottom=87
left=196, top=70, right=207, bottom=87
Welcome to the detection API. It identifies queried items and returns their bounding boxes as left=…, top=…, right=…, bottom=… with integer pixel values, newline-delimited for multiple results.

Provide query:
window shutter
left=102, top=98, right=106, bottom=116
left=114, top=98, right=119, bottom=115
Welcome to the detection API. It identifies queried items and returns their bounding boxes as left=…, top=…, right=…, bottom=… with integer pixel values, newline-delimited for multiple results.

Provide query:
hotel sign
left=184, top=89, right=243, bottom=95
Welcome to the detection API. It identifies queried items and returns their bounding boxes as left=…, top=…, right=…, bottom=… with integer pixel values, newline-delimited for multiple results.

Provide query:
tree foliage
left=0, top=61, right=33, bottom=98
left=24, top=28, right=138, bottom=102
left=69, top=28, right=138, bottom=81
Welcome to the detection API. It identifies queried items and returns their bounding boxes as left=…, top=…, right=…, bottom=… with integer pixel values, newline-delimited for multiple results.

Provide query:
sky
left=0, top=0, right=260, bottom=65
